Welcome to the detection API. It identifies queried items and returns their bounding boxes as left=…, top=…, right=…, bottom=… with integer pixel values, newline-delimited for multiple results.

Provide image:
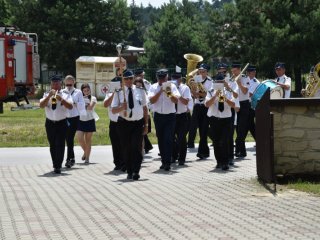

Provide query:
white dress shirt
left=63, top=88, right=86, bottom=118
left=238, top=75, right=250, bottom=101
left=41, top=91, right=73, bottom=121
left=194, top=77, right=213, bottom=105
left=276, top=74, right=291, bottom=98
left=176, top=84, right=192, bottom=114
left=111, top=85, right=147, bottom=121
left=104, top=92, right=119, bottom=122
left=148, top=82, right=181, bottom=114
left=80, top=96, right=98, bottom=121
left=205, top=88, right=238, bottom=118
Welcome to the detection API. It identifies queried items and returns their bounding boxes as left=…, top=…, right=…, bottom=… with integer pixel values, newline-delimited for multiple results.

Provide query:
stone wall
left=270, top=102, right=320, bottom=175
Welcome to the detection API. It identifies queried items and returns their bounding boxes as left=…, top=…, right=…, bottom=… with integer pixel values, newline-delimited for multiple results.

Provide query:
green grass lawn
left=0, top=100, right=156, bottom=147
left=0, top=100, right=254, bottom=147
left=288, top=180, right=320, bottom=195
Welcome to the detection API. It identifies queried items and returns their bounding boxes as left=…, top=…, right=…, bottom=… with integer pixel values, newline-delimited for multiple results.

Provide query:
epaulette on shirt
left=62, top=90, right=69, bottom=94
left=253, top=79, right=257, bottom=82
left=241, top=74, right=246, bottom=77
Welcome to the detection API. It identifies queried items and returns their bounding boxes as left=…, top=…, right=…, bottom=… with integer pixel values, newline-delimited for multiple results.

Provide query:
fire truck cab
left=0, top=27, right=40, bottom=113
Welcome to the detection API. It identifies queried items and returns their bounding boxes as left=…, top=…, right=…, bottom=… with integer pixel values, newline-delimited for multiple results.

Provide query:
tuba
left=184, top=53, right=203, bottom=83
left=303, top=63, right=320, bottom=97
left=184, top=53, right=204, bottom=93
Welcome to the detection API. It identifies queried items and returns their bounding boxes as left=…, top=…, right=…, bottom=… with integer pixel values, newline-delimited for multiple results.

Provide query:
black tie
left=218, top=101, right=224, bottom=112
left=277, top=77, right=280, bottom=82
left=128, top=87, right=134, bottom=117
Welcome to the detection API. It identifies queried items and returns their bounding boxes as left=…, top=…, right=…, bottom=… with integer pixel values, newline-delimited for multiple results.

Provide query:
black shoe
left=178, top=161, right=185, bottom=166
left=113, top=166, right=121, bottom=171
left=70, top=159, right=75, bottom=167
left=164, top=164, right=171, bottom=171
left=229, top=159, right=234, bottom=166
left=197, top=153, right=209, bottom=159
left=159, top=164, right=165, bottom=169
left=127, top=173, right=133, bottom=179
left=222, top=165, right=229, bottom=171
left=235, top=152, right=241, bottom=157
left=158, top=153, right=161, bottom=156
left=171, top=158, right=177, bottom=163
left=54, top=168, right=61, bottom=174
left=187, top=144, right=195, bottom=148
left=132, top=173, right=140, bottom=180
left=237, top=153, right=247, bottom=158
left=215, top=164, right=221, bottom=169
left=65, top=160, right=71, bottom=168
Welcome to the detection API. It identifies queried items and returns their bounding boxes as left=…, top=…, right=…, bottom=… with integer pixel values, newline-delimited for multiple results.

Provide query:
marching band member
left=148, top=69, right=181, bottom=171
left=205, top=73, right=237, bottom=171
left=246, top=65, right=260, bottom=141
left=188, top=63, right=213, bottom=159
left=135, top=68, right=153, bottom=154
left=104, top=76, right=125, bottom=171
left=111, top=70, right=148, bottom=180
left=63, top=75, right=86, bottom=168
left=171, top=71, right=192, bottom=166
left=134, top=68, right=152, bottom=92
left=217, top=63, right=239, bottom=165
left=232, top=62, right=250, bottom=158
left=274, top=62, right=291, bottom=98
left=39, top=75, right=73, bottom=174
left=76, top=84, right=98, bottom=164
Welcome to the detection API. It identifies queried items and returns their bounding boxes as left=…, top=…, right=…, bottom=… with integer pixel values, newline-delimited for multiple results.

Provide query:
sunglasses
left=66, top=84, right=73, bottom=87
left=124, top=77, right=134, bottom=80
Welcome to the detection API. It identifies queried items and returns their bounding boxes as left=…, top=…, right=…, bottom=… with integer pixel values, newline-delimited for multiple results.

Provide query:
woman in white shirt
left=77, top=83, right=98, bottom=164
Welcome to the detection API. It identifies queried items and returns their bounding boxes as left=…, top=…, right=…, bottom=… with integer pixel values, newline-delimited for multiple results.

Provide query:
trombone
left=230, top=63, right=250, bottom=82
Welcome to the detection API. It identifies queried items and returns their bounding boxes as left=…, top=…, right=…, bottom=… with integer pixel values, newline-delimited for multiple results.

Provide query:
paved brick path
left=1, top=143, right=320, bottom=239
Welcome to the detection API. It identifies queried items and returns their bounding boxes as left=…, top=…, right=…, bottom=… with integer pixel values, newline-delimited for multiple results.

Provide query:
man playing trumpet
left=39, top=75, right=73, bottom=174
left=148, top=69, right=180, bottom=171
left=205, top=73, right=238, bottom=171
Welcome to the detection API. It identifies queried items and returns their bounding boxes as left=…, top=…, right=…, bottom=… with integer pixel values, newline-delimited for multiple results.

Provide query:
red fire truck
left=0, top=27, right=40, bottom=113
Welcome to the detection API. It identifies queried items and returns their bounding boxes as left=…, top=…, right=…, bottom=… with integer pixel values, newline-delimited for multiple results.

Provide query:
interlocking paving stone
left=1, top=143, right=320, bottom=239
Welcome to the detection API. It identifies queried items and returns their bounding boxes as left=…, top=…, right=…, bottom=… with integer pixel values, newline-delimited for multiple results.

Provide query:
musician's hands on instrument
left=48, top=89, right=56, bottom=97
left=55, top=94, right=62, bottom=101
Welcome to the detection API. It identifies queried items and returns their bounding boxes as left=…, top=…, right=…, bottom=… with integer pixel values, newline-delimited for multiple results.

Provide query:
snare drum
left=251, top=80, right=283, bottom=109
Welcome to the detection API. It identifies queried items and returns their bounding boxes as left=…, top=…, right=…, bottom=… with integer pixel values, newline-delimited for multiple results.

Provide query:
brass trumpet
left=51, top=91, right=58, bottom=110
left=217, top=89, right=225, bottom=103
left=164, top=85, right=172, bottom=97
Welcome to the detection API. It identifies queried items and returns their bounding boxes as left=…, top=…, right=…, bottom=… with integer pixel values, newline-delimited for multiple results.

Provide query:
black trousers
left=66, top=116, right=79, bottom=160
left=117, top=118, right=144, bottom=174
left=109, top=120, right=123, bottom=168
left=144, top=117, right=153, bottom=151
left=154, top=113, right=176, bottom=166
left=187, top=108, right=198, bottom=146
left=235, top=100, right=250, bottom=155
left=173, top=112, right=188, bottom=163
left=210, top=116, right=231, bottom=166
left=228, top=108, right=236, bottom=159
left=193, top=104, right=209, bottom=156
left=45, top=118, right=67, bottom=169
left=245, top=108, right=256, bottom=141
